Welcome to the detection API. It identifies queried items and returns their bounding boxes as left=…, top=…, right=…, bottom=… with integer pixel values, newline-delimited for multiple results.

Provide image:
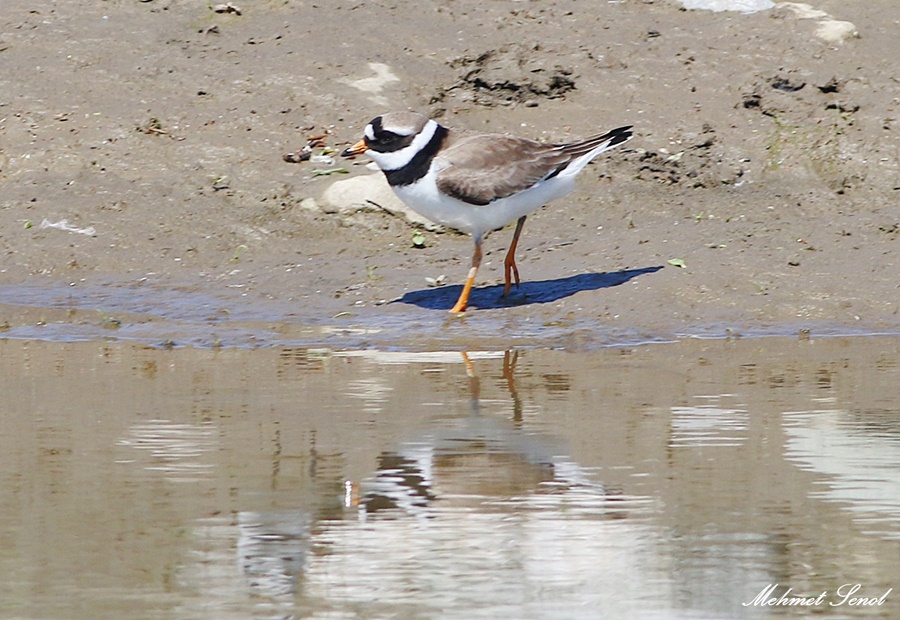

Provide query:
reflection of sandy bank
left=117, top=419, right=218, bottom=482
left=785, top=408, right=900, bottom=538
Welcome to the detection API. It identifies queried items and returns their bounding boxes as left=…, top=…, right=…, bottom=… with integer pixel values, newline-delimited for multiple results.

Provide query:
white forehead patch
left=364, top=124, right=375, bottom=141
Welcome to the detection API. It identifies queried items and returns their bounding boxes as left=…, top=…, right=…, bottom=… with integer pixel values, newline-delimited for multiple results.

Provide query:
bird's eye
left=365, top=116, right=406, bottom=147
left=372, top=130, right=400, bottom=144
left=364, top=117, right=415, bottom=153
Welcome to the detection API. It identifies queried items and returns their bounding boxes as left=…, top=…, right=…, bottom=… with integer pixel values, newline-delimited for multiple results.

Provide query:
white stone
left=776, top=2, right=828, bottom=19
left=815, top=20, right=858, bottom=44
left=320, top=173, right=443, bottom=231
left=776, top=3, right=858, bottom=44
left=298, top=197, right=320, bottom=211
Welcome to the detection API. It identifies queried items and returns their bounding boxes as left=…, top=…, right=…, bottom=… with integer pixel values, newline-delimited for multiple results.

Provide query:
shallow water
left=1, top=335, right=898, bottom=619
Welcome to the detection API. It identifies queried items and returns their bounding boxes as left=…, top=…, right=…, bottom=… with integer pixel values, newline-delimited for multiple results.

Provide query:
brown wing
left=435, top=134, right=570, bottom=206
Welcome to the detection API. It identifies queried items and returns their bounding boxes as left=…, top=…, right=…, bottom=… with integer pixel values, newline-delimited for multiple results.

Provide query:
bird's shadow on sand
left=398, top=265, right=665, bottom=311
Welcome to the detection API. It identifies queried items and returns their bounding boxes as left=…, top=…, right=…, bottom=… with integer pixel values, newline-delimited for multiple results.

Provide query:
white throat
left=367, top=119, right=440, bottom=171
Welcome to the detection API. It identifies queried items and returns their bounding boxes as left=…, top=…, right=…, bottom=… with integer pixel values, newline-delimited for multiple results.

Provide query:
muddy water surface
left=1, top=336, right=899, bottom=619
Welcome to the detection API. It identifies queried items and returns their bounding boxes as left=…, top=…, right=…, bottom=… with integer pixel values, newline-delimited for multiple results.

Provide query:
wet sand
left=1, top=0, right=898, bottom=346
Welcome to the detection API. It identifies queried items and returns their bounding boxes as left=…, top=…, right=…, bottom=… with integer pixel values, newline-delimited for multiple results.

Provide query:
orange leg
left=503, top=216, right=527, bottom=297
left=449, top=237, right=483, bottom=314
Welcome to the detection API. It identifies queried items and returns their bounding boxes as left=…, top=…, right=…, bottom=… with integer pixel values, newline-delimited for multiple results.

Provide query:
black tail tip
left=610, top=125, right=634, bottom=146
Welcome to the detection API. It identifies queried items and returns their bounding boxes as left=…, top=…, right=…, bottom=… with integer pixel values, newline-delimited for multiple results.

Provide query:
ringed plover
left=341, top=112, right=632, bottom=313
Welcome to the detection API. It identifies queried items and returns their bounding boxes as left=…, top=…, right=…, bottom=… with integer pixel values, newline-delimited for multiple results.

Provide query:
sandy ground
left=0, top=0, right=897, bottom=348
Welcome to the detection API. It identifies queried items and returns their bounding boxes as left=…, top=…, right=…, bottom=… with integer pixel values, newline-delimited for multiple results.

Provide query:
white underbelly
left=392, top=173, right=576, bottom=237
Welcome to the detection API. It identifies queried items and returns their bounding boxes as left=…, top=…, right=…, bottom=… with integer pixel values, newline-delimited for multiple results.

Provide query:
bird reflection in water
left=356, top=351, right=602, bottom=519
left=236, top=350, right=617, bottom=611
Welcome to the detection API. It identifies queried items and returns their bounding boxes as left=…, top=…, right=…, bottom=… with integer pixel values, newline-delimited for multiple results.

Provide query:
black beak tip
left=340, top=148, right=355, bottom=158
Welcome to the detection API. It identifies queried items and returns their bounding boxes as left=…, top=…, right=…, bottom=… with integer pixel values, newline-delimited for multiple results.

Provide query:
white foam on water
left=677, top=1, right=859, bottom=43
left=677, top=0, right=775, bottom=13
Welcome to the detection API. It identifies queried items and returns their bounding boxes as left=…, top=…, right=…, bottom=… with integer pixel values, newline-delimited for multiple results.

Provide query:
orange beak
left=340, top=139, right=368, bottom=158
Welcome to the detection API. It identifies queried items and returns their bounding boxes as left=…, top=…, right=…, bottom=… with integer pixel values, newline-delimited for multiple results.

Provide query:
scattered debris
left=39, top=219, right=97, bottom=236
left=770, top=76, right=805, bottom=92
left=211, top=3, right=242, bottom=15
left=283, top=134, right=328, bottom=163
left=312, top=167, right=349, bottom=177
left=825, top=101, right=859, bottom=114
left=742, top=93, right=762, bottom=109
left=137, top=117, right=168, bottom=136
left=667, top=258, right=687, bottom=268
left=136, top=117, right=184, bottom=140
left=230, top=244, right=249, bottom=263
left=425, top=275, right=447, bottom=287
left=817, top=77, right=842, bottom=93
left=283, top=147, right=312, bottom=163
left=100, top=315, right=122, bottom=330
